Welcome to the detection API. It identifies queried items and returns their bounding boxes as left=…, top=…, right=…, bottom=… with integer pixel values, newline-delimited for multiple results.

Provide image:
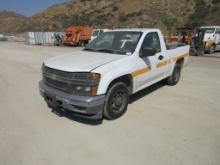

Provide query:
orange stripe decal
left=157, top=60, right=168, bottom=68
left=173, top=52, right=189, bottom=62
left=132, top=66, right=151, bottom=77
left=132, top=52, right=189, bottom=77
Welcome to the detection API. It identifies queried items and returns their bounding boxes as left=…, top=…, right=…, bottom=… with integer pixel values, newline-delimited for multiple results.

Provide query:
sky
left=0, top=0, right=68, bottom=17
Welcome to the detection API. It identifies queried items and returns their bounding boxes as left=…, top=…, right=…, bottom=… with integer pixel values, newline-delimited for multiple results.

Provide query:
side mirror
left=140, top=47, right=156, bottom=58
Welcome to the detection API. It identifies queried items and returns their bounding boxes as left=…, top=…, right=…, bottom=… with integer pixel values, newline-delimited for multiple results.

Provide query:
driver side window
left=141, top=32, right=161, bottom=53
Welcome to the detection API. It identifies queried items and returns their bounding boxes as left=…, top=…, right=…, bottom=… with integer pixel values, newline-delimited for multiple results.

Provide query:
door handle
left=158, top=55, right=164, bottom=60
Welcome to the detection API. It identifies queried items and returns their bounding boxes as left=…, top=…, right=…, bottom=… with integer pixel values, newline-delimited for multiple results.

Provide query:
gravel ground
left=0, top=42, right=220, bottom=165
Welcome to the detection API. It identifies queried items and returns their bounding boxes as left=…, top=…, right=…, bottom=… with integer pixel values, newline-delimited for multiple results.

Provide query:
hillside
left=187, top=0, right=220, bottom=26
left=0, top=11, right=29, bottom=34
left=26, top=0, right=195, bottom=32
left=22, top=0, right=194, bottom=31
left=0, top=0, right=219, bottom=34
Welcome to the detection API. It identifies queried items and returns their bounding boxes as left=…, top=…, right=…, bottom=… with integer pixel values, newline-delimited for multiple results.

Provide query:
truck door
left=135, top=32, right=168, bottom=90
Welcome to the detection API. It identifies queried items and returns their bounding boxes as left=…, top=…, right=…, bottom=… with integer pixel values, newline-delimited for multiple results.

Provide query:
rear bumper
left=39, top=81, right=105, bottom=120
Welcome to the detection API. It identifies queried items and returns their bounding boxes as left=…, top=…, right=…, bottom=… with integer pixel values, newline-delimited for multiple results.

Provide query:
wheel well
left=209, top=42, right=216, bottom=47
left=108, top=75, right=133, bottom=95
left=211, top=43, right=216, bottom=48
left=176, top=58, right=184, bottom=67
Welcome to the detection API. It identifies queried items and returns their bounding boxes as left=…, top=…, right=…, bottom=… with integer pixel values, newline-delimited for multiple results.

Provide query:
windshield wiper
left=84, top=48, right=97, bottom=52
left=84, top=48, right=126, bottom=55
left=96, top=49, right=115, bottom=53
left=96, top=49, right=125, bottom=55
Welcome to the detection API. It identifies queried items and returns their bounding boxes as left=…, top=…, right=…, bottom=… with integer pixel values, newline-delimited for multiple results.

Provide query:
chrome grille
left=42, top=66, right=72, bottom=93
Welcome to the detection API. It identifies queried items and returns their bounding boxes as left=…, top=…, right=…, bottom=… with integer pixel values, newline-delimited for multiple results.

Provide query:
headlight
left=72, top=72, right=100, bottom=81
left=72, top=85, right=98, bottom=96
left=71, top=73, right=100, bottom=96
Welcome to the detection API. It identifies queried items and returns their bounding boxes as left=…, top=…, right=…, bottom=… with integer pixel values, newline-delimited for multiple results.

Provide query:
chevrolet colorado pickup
left=39, top=29, right=189, bottom=120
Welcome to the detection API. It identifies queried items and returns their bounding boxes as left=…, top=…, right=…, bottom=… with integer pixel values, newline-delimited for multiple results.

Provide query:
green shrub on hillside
left=61, top=14, right=92, bottom=27
left=163, top=16, right=179, bottom=35
left=93, top=15, right=108, bottom=25
left=112, top=6, right=119, bottom=11
left=118, top=15, right=128, bottom=22
left=186, top=0, right=210, bottom=27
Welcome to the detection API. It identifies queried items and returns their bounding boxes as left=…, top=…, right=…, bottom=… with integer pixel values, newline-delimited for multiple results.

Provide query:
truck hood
left=44, top=51, right=126, bottom=72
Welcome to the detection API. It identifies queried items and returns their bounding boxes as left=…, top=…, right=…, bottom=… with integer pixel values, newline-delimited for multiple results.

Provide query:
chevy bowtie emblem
left=48, top=73, right=57, bottom=80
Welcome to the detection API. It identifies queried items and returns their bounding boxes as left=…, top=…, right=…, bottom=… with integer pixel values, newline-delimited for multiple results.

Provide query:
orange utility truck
left=63, top=26, right=92, bottom=46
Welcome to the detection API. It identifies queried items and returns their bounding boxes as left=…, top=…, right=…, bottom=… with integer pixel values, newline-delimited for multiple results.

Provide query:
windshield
left=85, top=31, right=142, bottom=55
left=202, top=28, right=215, bottom=34
left=92, top=30, right=99, bottom=37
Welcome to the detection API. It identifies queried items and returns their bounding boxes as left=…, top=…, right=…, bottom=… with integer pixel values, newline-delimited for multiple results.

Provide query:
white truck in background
left=200, top=26, right=220, bottom=53
left=90, top=29, right=111, bottom=41
left=0, top=34, right=7, bottom=41
left=39, top=29, right=190, bottom=120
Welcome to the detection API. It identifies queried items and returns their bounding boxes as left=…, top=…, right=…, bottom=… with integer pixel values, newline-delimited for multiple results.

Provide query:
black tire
left=104, top=82, right=129, bottom=120
left=196, top=50, right=204, bottom=56
left=190, top=49, right=198, bottom=56
left=166, top=63, right=182, bottom=86
left=208, top=45, right=215, bottom=54
left=84, top=40, right=89, bottom=46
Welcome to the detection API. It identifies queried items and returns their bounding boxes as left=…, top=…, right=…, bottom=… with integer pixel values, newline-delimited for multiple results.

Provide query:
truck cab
left=39, top=29, right=189, bottom=120
left=200, top=26, right=220, bottom=53
left=63, top=26, right=92, bottom=46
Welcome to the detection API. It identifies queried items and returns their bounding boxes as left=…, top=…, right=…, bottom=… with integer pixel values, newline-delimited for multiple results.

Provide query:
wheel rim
left=111, top=89, right=126, bottom=112
left=210, top=46, right=215, bottom=53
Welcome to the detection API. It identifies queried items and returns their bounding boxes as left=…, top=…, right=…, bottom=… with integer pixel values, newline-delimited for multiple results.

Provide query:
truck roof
left=110, top=28, right=161, bottom=33
left=200, top=26, right=220, bottom=29
left=93, top=29, right=111, bottom=31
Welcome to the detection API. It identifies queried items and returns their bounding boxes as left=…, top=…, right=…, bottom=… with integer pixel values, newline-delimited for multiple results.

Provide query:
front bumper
left=39, top=81, right=105, bottom=120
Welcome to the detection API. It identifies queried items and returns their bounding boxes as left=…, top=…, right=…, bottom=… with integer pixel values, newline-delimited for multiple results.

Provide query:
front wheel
left=104, top=82, right=129, bottom=120
left=166, top=63, right=182, bottom=86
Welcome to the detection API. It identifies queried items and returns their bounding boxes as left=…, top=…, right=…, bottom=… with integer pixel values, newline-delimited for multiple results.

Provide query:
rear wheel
left=196, top=49, right=204, bottom=56
left=208, top=45, right=215, bottom=54
left=104, top=82, right=129, bottom=120
left=166, top=63, right=182, bottom=86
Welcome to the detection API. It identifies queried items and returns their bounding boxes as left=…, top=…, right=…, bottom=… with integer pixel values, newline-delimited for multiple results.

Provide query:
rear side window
left=141, top=32, right=161, bottom=53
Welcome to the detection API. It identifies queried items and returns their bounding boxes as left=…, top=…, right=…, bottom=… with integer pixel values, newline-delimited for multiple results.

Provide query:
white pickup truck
left=200, top=26, right=220, bottom=53
left=39, top=29, right=189, bottom=120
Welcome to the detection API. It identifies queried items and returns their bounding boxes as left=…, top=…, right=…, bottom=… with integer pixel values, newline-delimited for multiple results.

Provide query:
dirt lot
left=0, top=42, right=220, bottom=165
